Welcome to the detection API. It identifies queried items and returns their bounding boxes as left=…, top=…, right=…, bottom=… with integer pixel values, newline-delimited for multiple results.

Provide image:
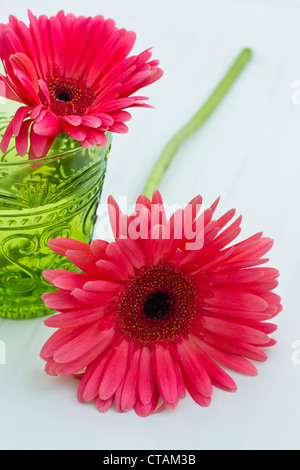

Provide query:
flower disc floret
left=39, top=77, right=95, bottom=116
left=116, top=264, right=198, bottom=345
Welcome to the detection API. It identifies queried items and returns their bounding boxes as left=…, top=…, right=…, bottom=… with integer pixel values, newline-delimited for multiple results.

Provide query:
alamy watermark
left=0, top=340, right=6, bottom=365
left=96, top=197, right=205, bottom=251
left=291, top=340, right=300, bottom=365
left=291, top=81, right=300, bottom=104
left=0, top=82, right=6, bottom=105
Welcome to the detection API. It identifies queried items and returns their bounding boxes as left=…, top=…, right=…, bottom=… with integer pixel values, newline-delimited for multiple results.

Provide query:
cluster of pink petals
left=40, top=191, right=281, bottom=416
left=0, top=11, right=163, bottom=158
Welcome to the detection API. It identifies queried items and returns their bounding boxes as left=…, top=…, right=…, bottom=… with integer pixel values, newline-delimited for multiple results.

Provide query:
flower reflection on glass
left=40, top=191, right=281, bottom=416
left=0, top=10, right=163, bottom=158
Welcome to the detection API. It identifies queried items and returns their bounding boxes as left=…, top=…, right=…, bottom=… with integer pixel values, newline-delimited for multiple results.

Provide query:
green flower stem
left=142, top=48, right=252, bottom=198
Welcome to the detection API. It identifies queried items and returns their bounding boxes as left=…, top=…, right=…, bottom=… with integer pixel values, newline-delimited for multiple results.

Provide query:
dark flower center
left=39, top=77, right=94, bottom=116
left=56, top=89, right=72, bottom=102
left=115, top=264, right=198, bottom=345
left=143, top=290, right=171, bottom=320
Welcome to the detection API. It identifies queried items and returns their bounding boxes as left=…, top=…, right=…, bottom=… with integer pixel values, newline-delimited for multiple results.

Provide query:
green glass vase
left=0, top=108, right=111, bottom=319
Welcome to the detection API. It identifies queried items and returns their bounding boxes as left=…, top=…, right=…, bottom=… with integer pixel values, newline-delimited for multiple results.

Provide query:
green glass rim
left=0, top=131, right=112, bottom=167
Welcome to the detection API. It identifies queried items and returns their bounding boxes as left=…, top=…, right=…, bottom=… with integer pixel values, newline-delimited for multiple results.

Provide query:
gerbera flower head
left=0, top=11, right=163, bottom=158
left=40, top=191, right=281, bottom=416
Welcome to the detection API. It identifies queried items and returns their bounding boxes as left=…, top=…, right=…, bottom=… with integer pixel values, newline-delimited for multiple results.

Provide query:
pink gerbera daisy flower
left=0, top=10, right=163, bottom=158
left=40, top=191, right=281, bottom=416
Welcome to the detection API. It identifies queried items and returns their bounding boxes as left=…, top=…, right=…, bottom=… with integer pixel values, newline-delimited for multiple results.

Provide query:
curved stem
left=142, top=48, right=252, bottom=198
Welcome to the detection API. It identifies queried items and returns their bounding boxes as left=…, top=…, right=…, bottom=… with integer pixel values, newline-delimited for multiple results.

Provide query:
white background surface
left=0, top=0, right=300, bottom=450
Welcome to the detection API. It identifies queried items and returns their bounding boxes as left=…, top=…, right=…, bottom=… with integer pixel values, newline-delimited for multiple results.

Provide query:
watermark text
left=96, top=197, right=205, bottom=251
left=291, top=340, right=300, bottom=365
left=0, top=340, right=6, bottom=365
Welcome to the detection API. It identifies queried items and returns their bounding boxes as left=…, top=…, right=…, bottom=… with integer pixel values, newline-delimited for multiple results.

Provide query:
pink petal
left=119, top=69, right=152, bottom=96
left=201, top=306, right=272, bottom=322
left=10, top=60, right=40, bottom=105
left=184, top=376, right=211, bottom=407
left=43, top=268, right=72, bottom=284
left=109, top=110, right=132, bottom=123
left=54, top=328, right=115, bottom=376
left=85, top=128, right=107, bottom=146
left=201, top=331, right=268, bottom=363
left=197, top=338, right=258, bottom=376
left=61, top=115, right=82, bottom=126
left=153, top=345, right=179, bottom=408
left=108, top=122, right=129, bottom=133
left=204, top=222, right=242, bottom=253
left=51, top=272, right=92, bottom=290
left=95, top=97, right=135, bottom=113
left=202, top=316, right=270, bottom=345
left=205, top=289, right=268, bottom=312
left=120, top=347, right=141, bottom=412
left=44, top=306, right=107, bottom=328
left=72, top=288, right=116, bottom=306
left=40, top=327, right=79, bottom=360
left=48, top=238, right=91, bottom=256
left=230, top=238, right=274, bottom=263
left=134, top=389, right=159, bottom=417
left=54, top=323, right=102, bottom=363
left=33, top=111, right=63, bottom=136
left=117, top=238, right=146, bottom=269
left=172, top=360, right=186, bottom=398
left=38, top=80, right=50, bottom=105
left=193, top=344, right=237, bottom=392
left=85, top=26, right=136, bottom=87
left=199, top=270, right=264, bottom=285
left=64, top=16, right=93, bottom=78
left=12, top=106, right=30, bottom=136
left=30, top=134, right=55, bottom=159
left=65, top=250, right=100, bottom=277
left=96, top=259, right=128, bottom=282
left=81, top=115, right=102, bottom=128
left=216, top=208, right=236, bottom=230
left=61, top=121, right=87, bottom=141
left=0, top=119, right=14, bottom=153
left=26, top=11, right=49, bottom=79
left=29, top=126, right=52, bottom=157
left=90, top=239, right=109, bottom=259
left=177, top=340, right=213, bottom=399
left=83, top=280, right=120, bottom=293
left=0, top=74, right=23, bottom=102
left=261, top=291, right=281, bottom=307
left=15, top=119, right=31, bottom=156
left=55, top=342, right=109, bottom=376
left=135, top=194, right=152, bottom=212
left=99, top=339, right=129, bottom=400
left=105, top=242, right=135, bottom=277
left=95, top=396, right=114, bottom=413
left=44, top=358, right=59, bottom=376
left=49, top=14, right=66, bottom=75
left=240, top=277, right=279, bottom=294
left=138, top=346, right=155, bottom=406
left=42, top=290, right=85, bottom=310
left=10, top=52, right=39, bottom=91
left=77, top=352, right=112, bottom=403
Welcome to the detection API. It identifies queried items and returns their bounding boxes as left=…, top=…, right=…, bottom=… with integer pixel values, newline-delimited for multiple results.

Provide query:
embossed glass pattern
left=0, top=111, right=111, bottom=318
